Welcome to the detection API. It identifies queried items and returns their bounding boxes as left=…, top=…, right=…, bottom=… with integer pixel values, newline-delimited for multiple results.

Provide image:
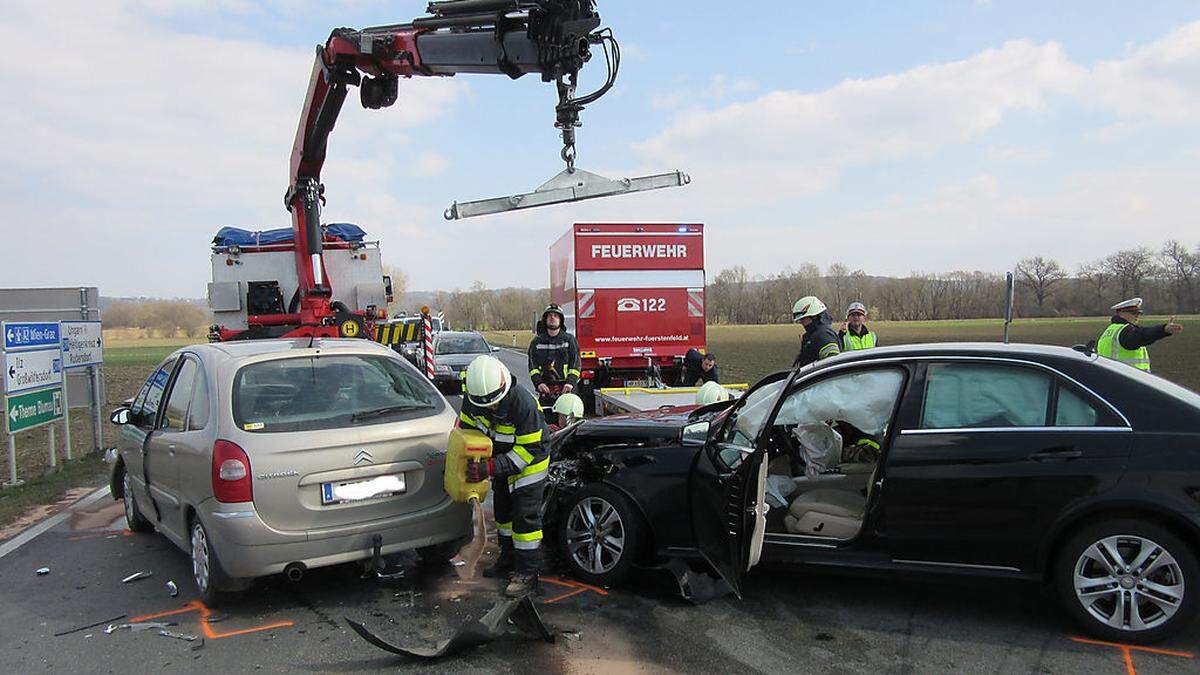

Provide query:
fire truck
left=549, top=223, right=706, bottom=406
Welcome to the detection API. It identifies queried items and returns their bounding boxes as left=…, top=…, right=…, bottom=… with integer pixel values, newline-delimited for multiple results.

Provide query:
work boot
left=483, top=542, right=515, bottom=579
left=504, top=571, right=539, bottom=597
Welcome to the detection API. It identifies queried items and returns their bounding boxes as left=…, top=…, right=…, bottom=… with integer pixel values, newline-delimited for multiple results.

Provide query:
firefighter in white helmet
left=550, top=392, right=585, bottom=431
left=460, top=355, right=549, bottom=596
left=792, top=296, right=841, bottom=368
left=696, top=380, right=730, bottom=406
left=838, top=302, right=878, bottom=351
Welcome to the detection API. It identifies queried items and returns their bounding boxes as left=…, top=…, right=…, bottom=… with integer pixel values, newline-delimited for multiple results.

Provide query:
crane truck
left=207, top=0, right=689, bottom=343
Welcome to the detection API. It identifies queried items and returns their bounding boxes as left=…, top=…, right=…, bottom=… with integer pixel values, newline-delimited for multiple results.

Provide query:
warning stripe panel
left=578, top=290, right=596, bottom=319
left=687, top=288, right=704, bottom=318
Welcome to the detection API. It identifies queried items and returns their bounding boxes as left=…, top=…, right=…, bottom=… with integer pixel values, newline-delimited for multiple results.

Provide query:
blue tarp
left=212, top=223, right=367, bottom=247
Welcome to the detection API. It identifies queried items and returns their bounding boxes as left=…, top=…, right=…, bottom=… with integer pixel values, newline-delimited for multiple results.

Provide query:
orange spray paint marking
left=130, top=600, right=294, bottom=639
left=541, top=576, right=608, bottom=605
left=1070, top=636, right=1194, bottom=675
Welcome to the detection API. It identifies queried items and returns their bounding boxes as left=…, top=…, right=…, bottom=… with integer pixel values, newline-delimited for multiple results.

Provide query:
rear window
left=436, top=335, right=489, bottom=355
left=233, top=355, right=441, bottom=433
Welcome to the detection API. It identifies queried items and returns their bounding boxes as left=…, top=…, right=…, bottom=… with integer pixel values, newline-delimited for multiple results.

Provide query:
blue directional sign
left=3, top=322, right=61, bottom=352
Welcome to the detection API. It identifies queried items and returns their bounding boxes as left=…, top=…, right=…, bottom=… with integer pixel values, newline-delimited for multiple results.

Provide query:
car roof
left=824, top=342, right=1091, bottom=363
left=434, top=331, right=483, bottom=339
left=189, top=338, right=393, bottom=361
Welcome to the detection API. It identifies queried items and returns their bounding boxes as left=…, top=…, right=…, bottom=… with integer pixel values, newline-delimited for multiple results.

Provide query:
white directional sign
left=60, top=321, right=104, bottom=369
left=3, top=348, right=63, bottom=395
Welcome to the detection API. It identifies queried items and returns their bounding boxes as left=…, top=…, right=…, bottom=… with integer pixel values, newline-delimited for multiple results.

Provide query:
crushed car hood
left=573, top=406, right=699, bottom=440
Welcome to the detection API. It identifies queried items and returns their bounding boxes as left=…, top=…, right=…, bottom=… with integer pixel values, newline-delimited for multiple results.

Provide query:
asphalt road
left=0, top=348, right=1197, bottom=673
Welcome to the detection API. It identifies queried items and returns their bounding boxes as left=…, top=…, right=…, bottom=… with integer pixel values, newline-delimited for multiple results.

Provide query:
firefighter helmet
left=695, top=381, right=730, bottom=406
left=542, top=304, right=565, bottom=326
left=464, top=355, right=511, bottom=408
left=792, top=296, right=827, bottom=323
left=552, top=392, right=585, bottom=419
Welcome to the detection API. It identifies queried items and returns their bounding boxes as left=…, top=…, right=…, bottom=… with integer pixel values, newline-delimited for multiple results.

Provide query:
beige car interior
left=764, top=369, right=905, bottom=540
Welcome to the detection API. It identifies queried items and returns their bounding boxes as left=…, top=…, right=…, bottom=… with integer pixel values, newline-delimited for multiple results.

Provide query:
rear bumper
left=199, top=496, right=472, bottom=578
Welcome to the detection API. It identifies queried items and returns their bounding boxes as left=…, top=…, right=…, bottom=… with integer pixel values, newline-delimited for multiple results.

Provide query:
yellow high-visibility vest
left=843, top=330, right=877, bottom=351
left=1096, top=323, right=1150, bottom=371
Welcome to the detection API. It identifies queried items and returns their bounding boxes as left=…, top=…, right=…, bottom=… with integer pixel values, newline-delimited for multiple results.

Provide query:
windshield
left=719, top=379, right=786, bottom=447
left=435, top=335, right=489, bottom=355
left=233, top=354, right=440, bottom=433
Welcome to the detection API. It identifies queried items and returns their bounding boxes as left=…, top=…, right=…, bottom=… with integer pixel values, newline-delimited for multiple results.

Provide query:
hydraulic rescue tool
left=262, top=0, right=689, bottom=341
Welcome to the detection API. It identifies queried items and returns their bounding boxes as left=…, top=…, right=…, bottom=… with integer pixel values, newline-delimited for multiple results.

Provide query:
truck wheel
left=1055, top=518, right=1198, bottom=644
left=121, top=468, right=153, bottom=533
left=558, top=485, right=641, bottom=587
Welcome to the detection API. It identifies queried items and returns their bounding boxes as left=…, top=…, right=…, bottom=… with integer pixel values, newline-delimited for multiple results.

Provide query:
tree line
left=708, top=240, right=1200, bottom=324
left=102, top=298, right=211, bottom=337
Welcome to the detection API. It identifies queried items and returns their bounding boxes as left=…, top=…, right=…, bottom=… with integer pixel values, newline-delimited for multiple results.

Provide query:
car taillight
left=212, top=439, right=253, bottom=503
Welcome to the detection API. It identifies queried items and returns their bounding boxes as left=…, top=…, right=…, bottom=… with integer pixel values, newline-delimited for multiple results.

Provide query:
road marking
left=1070, top=636, right=1194, bottom=675
left=130, top=600, right=294, bottom=639
left=0, top=486, right=109, bottom=559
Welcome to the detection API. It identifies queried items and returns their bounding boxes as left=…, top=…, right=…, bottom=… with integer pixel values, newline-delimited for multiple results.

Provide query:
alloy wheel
left=191, top=523, right=211, bottom=594
left=565, top=496, right=626, bottom=575
left=1073, top=534, right=1184, bottom=632
left=122, top=472, right=135, bottom=525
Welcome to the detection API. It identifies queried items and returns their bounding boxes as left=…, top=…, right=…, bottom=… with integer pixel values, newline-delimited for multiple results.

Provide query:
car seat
left=783, top=464, right=878, bottom=539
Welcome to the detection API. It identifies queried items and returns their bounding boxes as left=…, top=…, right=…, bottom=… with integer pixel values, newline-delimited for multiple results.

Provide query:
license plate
left=623, top=379, right=650, bottom=387
left=321, top=473, right=405, bottom=505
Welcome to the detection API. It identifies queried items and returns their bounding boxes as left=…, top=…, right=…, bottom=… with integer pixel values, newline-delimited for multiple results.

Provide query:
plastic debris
left=561, top=630, right=582, bottom=642
left=54, top=614, right=128, bottom=637
left=159, top=630, right=199, bottom=642
left=346, top=595, right=554, bottom=659
left=191, top=639, right=206, bottom=652
left=35, top=567, right=50, bottom=576
left=451, top=560, right=467, bottom=567
left=105, top=621, right=174, bottom=634
left=167, top=580, right=179, bottom=597
left=122, top=571, right=153, bottom=583
left=203, top=613, right=229, bottom=624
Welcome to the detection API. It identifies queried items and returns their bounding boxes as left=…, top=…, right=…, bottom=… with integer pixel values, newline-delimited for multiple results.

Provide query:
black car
left=429, top=331, right=498, bottom=392
left=545, top=343, right=1200, bottom=643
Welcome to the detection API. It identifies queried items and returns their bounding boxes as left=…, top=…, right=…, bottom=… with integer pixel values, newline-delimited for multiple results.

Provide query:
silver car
left=108, top=338, right=470, bottom=603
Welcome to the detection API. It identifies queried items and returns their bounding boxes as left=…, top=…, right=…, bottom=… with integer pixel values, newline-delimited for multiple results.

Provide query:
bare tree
left=382, top=265, right=409, bottom=316
left=1159, top=241, right=1200, bottom=313
left=1077, top=261, right=1110, bottom=313
left=1015, top=256, right=1067, bottom=314
left=826, top=263, right=850, bottom=314
left=1102, top=247, right=1159, bottom=298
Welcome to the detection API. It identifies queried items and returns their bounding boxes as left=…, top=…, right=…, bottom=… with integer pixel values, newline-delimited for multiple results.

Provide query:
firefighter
left=838, top=302, right=878, bottom=351
left=528, top=304, right=582, bottom=402
left=550, top=392, right=585, bottom=431
left=1096, top=298, right=1183, bottom=372
left=460, top=355, right=549, bottom=597
left=792, top=296, right=841, bottom=368
left=680, top=347, right=719, bottom=386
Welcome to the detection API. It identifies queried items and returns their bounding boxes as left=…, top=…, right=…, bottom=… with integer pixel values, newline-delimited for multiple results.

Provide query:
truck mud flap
left=345, top=595, right=553, bottom=659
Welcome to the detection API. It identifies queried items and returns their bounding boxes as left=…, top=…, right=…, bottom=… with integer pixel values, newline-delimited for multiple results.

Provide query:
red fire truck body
left=549, top=223, right=706, bottom=390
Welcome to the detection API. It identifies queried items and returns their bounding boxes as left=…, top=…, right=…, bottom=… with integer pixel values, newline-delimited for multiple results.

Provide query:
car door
left=688, top=373, right=787, bottom=596
left=881, top=360, right=1132, bottom=571
left=120, top=357, right=177, bottom=522
left=145, top=355, right=203, bottom=541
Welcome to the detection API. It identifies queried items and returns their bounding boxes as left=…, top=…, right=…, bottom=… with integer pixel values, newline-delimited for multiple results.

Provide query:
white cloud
left=0, top=1, right=464, bottom=296
left=987, top=145, right=1051, bottom=162
left=653, top=74, right=759, bottom=110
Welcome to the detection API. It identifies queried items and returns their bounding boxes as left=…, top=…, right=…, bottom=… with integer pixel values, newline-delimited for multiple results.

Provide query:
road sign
left=3, top=348, right=63, bottom=395
left=3, top=322, right=61, bottom=352
left=61, top=321, right=104, bottom=369
left=6, top=387, right=63, bottom=433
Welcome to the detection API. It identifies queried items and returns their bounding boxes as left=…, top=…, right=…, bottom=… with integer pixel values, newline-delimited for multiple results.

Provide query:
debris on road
left=167, top=580, right=179, bottom=597
left=53, top=614, right=128, bottom=637
left=159, top=630, right=199, bottom=642
left=561, top=630, right=582, bottom=642
left=122, top=571, right=153, bottom=583
left=657, top=558, right=732, bottom=604
left=346, top=595, right=554, bottom=659
left=35, top=567, right=50, bottom=576
left=204, top=613, right=229, bottom=624
left=191, top=639, right=206, bottom=652
left=451, top=560, right=466, bottom=567
left=104, top=621, right=174, bottom=635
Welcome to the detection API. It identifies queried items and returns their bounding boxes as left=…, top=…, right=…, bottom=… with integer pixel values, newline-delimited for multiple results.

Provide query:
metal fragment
left=122, top=571, right=153, bottom=583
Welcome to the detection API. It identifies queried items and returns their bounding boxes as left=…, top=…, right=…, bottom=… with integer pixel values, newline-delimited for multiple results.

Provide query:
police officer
left=1096, top=298, right=1183, bottom=372
left=460, top=355, right=549, bottom=597
left=838, top=302, right=878, bottom=352
left=528, top=304, right=582, bottom=399
left=792, top=296, right=841, bottom=368
left=680, top=347, right=719, bottom=386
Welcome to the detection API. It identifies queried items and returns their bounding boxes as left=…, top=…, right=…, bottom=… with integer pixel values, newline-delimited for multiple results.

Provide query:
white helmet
left=695, top=381, right=730, bottom=406
left=552, top=392, right=585, bottom=419
left=846, top=302, right=867, bottom=318
left=464, top=355, right=511, bottom=408
left=792, top=296, right=826, bottom=323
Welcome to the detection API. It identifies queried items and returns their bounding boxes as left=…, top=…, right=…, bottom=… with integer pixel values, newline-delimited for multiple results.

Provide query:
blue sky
left=2, top=1, right=1198, bottom=297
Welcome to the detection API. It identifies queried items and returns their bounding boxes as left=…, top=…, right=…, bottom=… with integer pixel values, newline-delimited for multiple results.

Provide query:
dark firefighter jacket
left=528, top=326, right=581, bottom=388
left=459, top=383, right=549, bottom=478
left=793, top=311, right=841, bottom=368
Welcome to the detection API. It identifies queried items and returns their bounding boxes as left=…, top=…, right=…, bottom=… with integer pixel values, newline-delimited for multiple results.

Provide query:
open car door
left=687, top=376, right=784, bottom=597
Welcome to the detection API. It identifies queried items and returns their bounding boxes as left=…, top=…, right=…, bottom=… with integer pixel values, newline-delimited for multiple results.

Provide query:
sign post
left=1003, top=272, right=1015, bottom=344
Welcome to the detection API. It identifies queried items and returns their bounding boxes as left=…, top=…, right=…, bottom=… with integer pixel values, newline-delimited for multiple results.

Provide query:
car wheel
left=121, top=468, right=153, bottom=533
left=1055, top=518, right=1199, bottom=644
left=558, top=485, right=641, bottom=587
left=191, top=518, right=237, bottom=606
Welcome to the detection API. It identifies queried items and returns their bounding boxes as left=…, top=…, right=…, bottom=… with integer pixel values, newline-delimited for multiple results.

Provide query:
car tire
left=191, top=518, right=238, bottom=607
left=121, top=467, right=153, bottom=533
left=558, top=484, right=641, bottom=587
left=1055, top=518, right=1199, bottom=644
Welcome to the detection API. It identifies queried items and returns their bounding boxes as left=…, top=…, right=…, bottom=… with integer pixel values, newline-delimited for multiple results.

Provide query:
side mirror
left=492, top=346, right=501, bottom=353
left=681, top=421, right=710, bottom=447
left=110, top=407, right=131, bottom=426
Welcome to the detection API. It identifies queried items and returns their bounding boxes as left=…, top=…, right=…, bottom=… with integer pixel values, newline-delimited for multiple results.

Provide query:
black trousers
left=492, top=474, right=546, bottom=573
